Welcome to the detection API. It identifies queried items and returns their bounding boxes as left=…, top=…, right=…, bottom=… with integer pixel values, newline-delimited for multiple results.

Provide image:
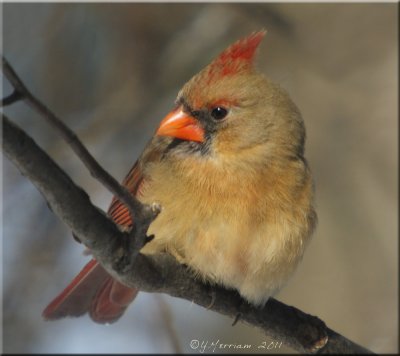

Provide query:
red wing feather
left=108, top=161, right=144, bottom=227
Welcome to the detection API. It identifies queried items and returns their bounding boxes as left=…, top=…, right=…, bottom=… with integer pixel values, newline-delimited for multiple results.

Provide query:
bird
left=42, top=30, right=317, bottom=324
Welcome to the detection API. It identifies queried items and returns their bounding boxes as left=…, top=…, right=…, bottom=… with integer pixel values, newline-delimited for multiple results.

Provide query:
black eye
left=211, top=107, right=228, bottom=120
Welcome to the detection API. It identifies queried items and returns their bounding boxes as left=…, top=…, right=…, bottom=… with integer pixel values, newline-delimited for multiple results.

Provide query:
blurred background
left=1, top=2, right=398, bottom=354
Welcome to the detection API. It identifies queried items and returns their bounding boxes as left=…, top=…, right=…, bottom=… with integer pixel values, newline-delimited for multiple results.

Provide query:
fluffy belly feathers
left=138, top=158, right=314, bottom=306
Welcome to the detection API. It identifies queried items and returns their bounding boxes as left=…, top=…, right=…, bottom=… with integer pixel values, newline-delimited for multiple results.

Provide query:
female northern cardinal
left=43, top=30, right=316, bottom=324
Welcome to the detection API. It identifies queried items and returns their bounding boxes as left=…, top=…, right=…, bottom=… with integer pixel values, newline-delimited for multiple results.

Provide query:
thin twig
left=1, top=56, right=160, bottom=253
left=0, top=89, right=23, bottom=106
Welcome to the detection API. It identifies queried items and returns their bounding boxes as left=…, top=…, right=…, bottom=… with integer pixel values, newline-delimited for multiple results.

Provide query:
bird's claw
left=232, top=312, right=242, bottom=326
left=206, top=290, right=216, bottom=309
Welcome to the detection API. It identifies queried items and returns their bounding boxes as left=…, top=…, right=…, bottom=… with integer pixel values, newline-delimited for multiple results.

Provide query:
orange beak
left=156, top=107, right=205, bottom=143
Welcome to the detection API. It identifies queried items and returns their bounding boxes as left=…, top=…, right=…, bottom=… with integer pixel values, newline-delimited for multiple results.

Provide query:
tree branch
left=1, top=56, right=160, bottom=256
left=1, top=58, right=374, bottom=354
left=1, top=89, right=23, bottom=106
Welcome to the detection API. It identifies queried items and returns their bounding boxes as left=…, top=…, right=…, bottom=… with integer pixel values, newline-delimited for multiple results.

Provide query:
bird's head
left=156, top=30, right=306, bottom=163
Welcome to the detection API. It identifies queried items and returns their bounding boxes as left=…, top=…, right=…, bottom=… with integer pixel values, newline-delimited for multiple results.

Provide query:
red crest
left=205, top=30, right=266, bottom=82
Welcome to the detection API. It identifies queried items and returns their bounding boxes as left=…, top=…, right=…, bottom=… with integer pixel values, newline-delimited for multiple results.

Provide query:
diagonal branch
left=1, top=56, right=160, bottom=255
left=1, top=113, right=374, bottom=354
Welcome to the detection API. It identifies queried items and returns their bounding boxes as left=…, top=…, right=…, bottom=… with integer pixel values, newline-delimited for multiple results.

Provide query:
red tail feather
left=43, top=259, right=138, bottom=323
left=43, top=259, right=106, bottom=320
left=89, top=279, right=138, bottom=324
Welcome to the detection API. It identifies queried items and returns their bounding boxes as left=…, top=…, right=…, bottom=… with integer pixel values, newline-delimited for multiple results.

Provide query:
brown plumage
left=43, top=30, right=316, bottom=323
